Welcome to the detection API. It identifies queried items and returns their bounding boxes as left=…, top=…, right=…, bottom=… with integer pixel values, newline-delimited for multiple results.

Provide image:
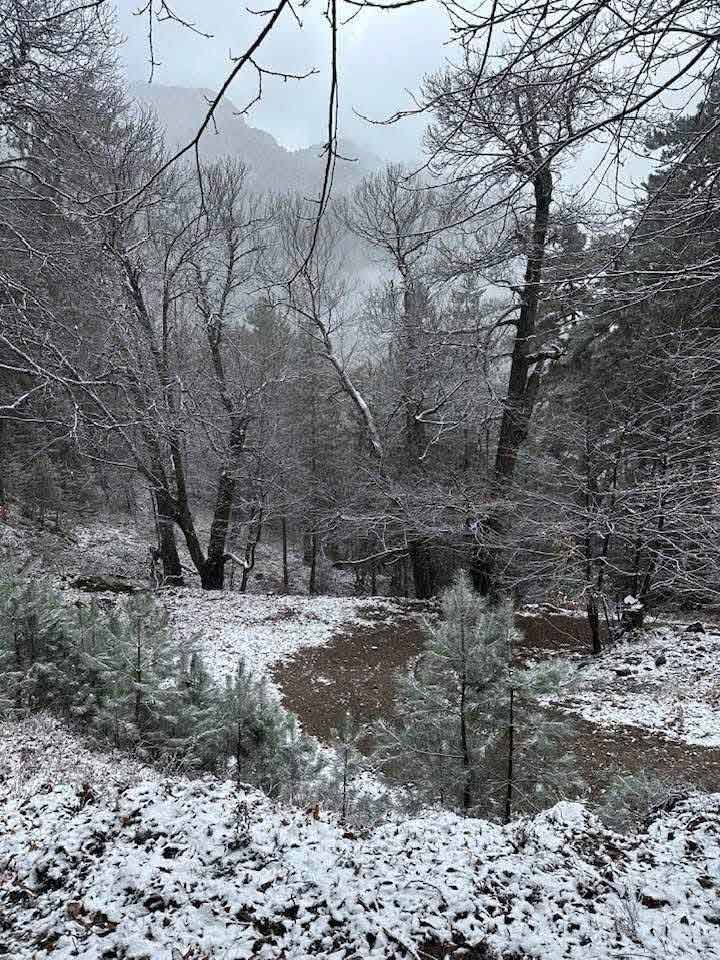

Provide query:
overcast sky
left=116, top=1, right=451, bottom=160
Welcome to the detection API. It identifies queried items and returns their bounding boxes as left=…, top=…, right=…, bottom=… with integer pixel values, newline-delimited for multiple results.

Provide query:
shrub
left=597, top=771, right=696, bottom=831
left=0, top=574, right=317, bottom=794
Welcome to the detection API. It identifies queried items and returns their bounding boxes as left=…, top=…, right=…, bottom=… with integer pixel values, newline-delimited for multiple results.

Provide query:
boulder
left=70, top=574, right=145, bottom=594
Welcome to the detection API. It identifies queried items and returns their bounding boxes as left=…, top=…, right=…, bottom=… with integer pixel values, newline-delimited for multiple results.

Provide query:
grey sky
left=116, top=1, right=451, bottom=160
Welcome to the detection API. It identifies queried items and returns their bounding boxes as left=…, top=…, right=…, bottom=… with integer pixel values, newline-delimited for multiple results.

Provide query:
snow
left=161, top=589, right=415, bottom=694
left=546, top=625, right=720, bottom=747
left=2, top=715, right=719, bottom=960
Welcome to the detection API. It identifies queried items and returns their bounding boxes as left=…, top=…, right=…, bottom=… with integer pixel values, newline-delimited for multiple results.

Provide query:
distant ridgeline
left=129, top=83, right=382, bottom=196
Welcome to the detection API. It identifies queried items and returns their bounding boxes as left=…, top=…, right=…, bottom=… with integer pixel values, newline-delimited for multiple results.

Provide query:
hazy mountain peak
left=129, top=83, right=381, bottom=194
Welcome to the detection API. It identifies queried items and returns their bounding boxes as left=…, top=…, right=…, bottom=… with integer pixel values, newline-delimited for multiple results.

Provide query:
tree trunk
left=0, top=419, right=7, bottom=505
left=240, top=509, right=264, bottom=592
left=281, top=517, right=289, bottom=592
left=494, top=168, right=552, bottom=481
left=470, top=167, right=552, bottom=596
left=153, top=489, right=184, bottom=587
left=308, top=533, right=319, bottom=595
left=204, top=419, right=248, bottom=591
left=409, top=542, right=436, bottom=599
left=586, top=594, right=603, bottom=656
left=504, top=686, right=515, bottom=824
left=459, top=625, right=472, bottom=813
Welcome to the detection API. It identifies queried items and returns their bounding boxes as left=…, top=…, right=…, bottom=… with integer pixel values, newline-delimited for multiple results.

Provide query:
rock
left=613, top=667, right=633, bottom=677
left=66, top=900, right=85, bottom=920
left=70, top=574, right=145, bottom=594
left=654, top=653, right=667, bottom=667
left=684, top=621, right=706, bottom=633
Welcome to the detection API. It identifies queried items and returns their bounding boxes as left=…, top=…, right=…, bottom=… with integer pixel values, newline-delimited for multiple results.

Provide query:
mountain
left=129, top=84, right=381, bottom=195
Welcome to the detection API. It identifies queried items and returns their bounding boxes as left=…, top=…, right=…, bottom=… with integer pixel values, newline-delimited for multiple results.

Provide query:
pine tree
left=218, top=659, right=319, bottom=798
left=0, top=574, right=319, bottom=788
left=374, top=571, right=580, bottom=819
left=325, top=709, right=368, bottom=822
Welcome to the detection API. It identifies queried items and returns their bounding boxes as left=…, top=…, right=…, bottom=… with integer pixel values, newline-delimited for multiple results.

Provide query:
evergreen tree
left=219, top=660, right=319, bottom=798
left=374, top=571, right=579, bottom=819
left=0, top=575, right=318, bottom=789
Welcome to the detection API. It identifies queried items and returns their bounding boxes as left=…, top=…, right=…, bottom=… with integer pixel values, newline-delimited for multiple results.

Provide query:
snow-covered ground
left=1, top=511, right=361, bottom=596
left=2, top=715, right=719, bottom=960
left=547, top=626, right=720, bottom=747
left=161, top=589, right=418, bottom=695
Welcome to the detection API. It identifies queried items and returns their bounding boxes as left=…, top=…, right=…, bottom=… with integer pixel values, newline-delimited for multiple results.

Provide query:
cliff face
left=129, top=83, right=381, bottom=194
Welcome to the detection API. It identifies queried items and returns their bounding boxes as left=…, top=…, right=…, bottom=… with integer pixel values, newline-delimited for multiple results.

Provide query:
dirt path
left=274, top=605, right=720, bottom=800
left=272, top=605, right=426, bottom=741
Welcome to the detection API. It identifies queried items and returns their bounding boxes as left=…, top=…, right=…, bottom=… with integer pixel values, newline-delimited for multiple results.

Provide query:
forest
left=1, top=2, right=720, bottom=959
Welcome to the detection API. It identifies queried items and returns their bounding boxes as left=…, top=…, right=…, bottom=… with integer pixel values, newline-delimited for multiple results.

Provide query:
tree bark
left=308, top=532, right=319, bottom=595
left=459, top=620, right=473, bottom=812
left=409, top=542, right=436, bottom=600
left=203, top=418, right=248, bottom=590
left=281, top=517, right=289, bottom=592
left=504, top=686, right=515, bottom=824
left=495, top=168, right=553, bottom=480
left=0, top=419, right=6, bottom=505
left=154, top=489, right=184, bottom=587
left=471, top=166, right=553, bottom=595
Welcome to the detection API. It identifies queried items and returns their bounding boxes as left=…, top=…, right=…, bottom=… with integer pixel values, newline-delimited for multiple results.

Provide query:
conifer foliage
left=374, top=571, right=579, bottom=819
left=0, top=576, right=316, bottom=790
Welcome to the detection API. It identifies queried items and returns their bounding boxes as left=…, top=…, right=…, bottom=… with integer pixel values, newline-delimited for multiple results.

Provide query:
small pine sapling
left=374, top=570, right=580, bottom=820
left=327, top=709, right=368, bottom=823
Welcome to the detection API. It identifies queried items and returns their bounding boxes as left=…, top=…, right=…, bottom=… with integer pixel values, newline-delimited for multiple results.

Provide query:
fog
left=116, top=0, right=450, bottom=161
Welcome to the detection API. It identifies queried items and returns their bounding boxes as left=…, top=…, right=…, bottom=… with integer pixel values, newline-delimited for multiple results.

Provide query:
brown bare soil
left=272, top=605, right=427, bottom=742
left=558, top=711, right=720, bottom=798
left=515, top=610, right=605, bottom=661
left=273, top=604, right=720, bottom=800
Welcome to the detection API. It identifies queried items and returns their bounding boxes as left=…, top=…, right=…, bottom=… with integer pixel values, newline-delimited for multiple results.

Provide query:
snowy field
left=547, top=626, right=720, bottom=748
left=2, top=715, right=719, bottom=960
left=160, top=589, right=419, bottom=697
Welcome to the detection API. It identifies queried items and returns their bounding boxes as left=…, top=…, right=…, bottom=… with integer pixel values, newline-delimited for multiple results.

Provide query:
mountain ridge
left=129, top=83, right=382, bottom=194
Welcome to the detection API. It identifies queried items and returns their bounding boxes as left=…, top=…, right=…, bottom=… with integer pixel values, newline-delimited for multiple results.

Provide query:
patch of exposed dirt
left=515, top=610, right=606, bottom=662
left=275, top=608, right=597, bottom=743
left=550, top=710, right=720, bottom=799
left=272, top=604, right=427, bottom=741
left=274, top=606, right=720, bottom=801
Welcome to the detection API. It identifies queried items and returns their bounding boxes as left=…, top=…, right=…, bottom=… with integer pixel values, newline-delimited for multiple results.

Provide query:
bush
left=0, top=575, right=317, bottom=793
left=597, top=771, right=696, bottom=831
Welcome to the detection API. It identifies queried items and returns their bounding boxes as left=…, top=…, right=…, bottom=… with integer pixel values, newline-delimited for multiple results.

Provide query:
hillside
left=130, top=83, right=382, bottom=195
left=2, top=513, right=720, bottom=957
left=2, top=715, right=719, bottom=959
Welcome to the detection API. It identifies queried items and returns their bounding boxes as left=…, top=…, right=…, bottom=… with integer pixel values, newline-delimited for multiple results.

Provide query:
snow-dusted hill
left=546, top=625, right=720, bottom=748
left=2, top=716, right=719, bottom=960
